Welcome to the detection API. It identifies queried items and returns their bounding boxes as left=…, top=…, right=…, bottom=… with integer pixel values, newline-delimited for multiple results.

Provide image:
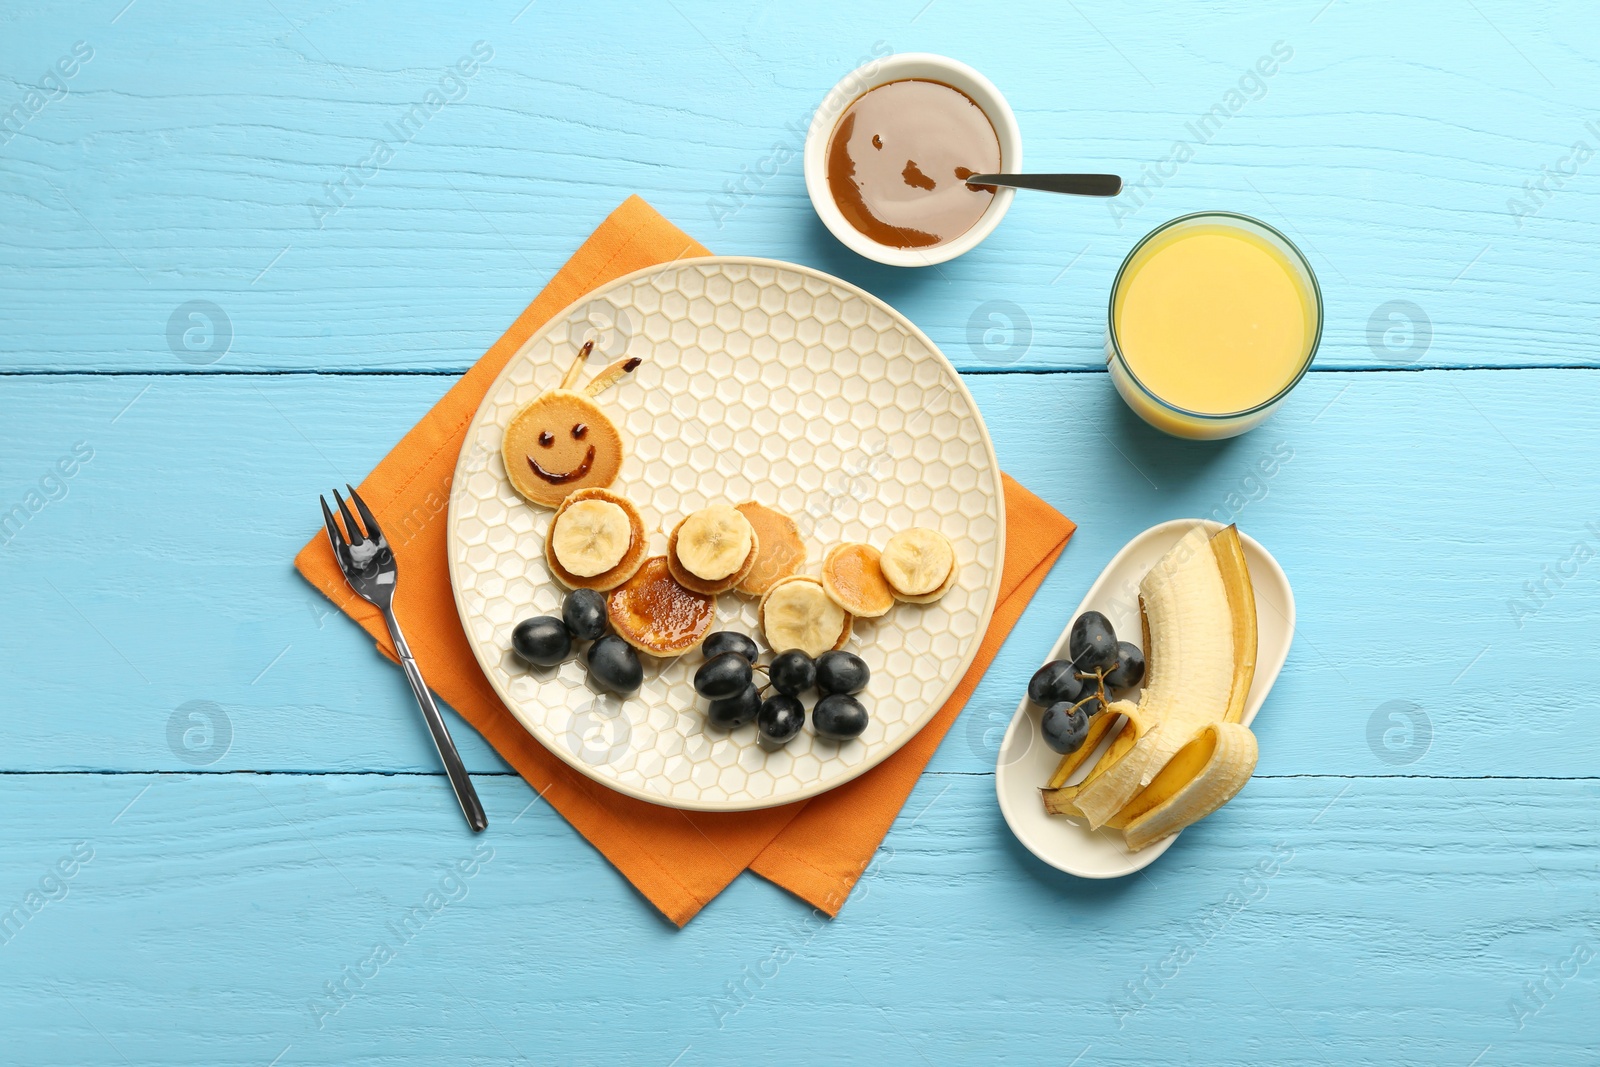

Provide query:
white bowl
left=995, top=520, right=1295, bottom=878
left=803, top=53, right=1022, bottom=268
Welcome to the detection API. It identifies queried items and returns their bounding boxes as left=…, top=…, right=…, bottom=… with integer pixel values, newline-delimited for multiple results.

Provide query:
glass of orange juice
left=1107, top=212, right=1322, bottom=439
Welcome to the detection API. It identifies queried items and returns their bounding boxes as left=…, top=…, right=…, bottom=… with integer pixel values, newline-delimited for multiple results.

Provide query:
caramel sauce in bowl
left=805, top=53, right=1022, bottom=267
left=826, top=80, right=1000, bottom=250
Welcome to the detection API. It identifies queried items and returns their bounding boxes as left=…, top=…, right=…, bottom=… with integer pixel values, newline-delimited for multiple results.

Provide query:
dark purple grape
left=586, top=635, right=642, bottom=695
left=511, top=616, right=570, bottom=667
left=768, top=650, right=816, bottom=696
left=1104, top=641, right=1146, bottom=690
left=1041, top=702, right=1090, bottom=754
left=1027, top=660, right=1084, bottom=707
left=757, top=694, right=805, bottom=745
left=562, top=589, right=608, bottom=641
left=816, top=650, right=869, bottom=696
left=1069, top=611, right=1119, bottom=674
left=813, top=694, right=868, bottom=740
left=707, top=683, right=760, bottom=729
left=702, top=630, right=760, bottom=664
left=693, top=652, right=753, bottom=700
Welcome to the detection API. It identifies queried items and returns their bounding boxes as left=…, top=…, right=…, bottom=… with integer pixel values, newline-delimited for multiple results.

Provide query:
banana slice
left=668, top=506, right=759, bottom=595
left=676, top=506, right=752, bottom=579
left=821, top=543, right=896, bottom=618
left=760, top=575, right=852, bottom=658
left=879, top=527, right=956, bottom=603
left=550, top=499, right=631, bottom=577
left=1118, top=722, right=1258, bottom=851
left=544, top=488, right=647, bottom=592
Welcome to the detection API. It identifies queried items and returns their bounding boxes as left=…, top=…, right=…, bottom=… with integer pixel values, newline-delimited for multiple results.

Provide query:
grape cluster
left=1027, top=610, right=1145, bottom=755
left=692, top=633, right=871, bottom=743
left=511, top=589, right=643, bottom=696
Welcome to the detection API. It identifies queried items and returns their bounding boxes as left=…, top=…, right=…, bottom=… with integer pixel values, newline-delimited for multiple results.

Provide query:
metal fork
left=321, top=485, right=487, bottom=833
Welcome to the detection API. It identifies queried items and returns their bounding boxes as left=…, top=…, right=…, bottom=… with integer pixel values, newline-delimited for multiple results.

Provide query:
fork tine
left=346, top=485, right=385, bottom=543
left=332, top=488, right=365, bottom=546
left=320, top=495, right=348, bottom=553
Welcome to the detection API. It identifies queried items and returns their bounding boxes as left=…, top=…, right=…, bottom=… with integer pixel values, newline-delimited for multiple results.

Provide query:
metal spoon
left=963, top=173, right=1122, bottom=197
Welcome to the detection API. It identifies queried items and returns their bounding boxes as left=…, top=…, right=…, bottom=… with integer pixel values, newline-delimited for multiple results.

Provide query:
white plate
left=995, top=519, right=1294, bottom=878
left=447, top=257, right=1004, bottom=811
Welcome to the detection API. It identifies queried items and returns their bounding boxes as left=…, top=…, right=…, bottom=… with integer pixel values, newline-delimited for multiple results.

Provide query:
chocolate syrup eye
left=571, top=423, right=588, bottom=440
left=538, top=431, right=554, bottom=447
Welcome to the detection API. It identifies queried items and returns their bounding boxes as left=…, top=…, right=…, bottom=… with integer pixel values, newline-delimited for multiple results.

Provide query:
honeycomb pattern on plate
left=448, top=258, right=1003, bottom=811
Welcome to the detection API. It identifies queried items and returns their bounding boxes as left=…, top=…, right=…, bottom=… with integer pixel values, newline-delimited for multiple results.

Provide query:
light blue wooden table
left=4, top=1, right=1597, bottom=1063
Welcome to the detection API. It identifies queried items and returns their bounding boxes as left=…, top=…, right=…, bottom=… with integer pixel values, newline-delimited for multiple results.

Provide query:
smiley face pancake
left=504, top=391, right=625, bottom=507
left=503, top=342, right=640, bottom=509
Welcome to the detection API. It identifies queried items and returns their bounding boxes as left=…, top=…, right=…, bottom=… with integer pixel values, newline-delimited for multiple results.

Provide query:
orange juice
left=1107, top=213, right=1321, bottom=439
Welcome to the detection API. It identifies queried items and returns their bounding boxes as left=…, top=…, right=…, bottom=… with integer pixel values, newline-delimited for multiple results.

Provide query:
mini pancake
left=820, top=543, right=896, bottom=618
left=505, top=390, right=626, bottom=509
left=733, top=501, right=806, bottom=596
left=666, top=512, right=759, bottom=596
left=607, top=556, right=716, bottom=657
left=545, top=488, right=648, bottom=591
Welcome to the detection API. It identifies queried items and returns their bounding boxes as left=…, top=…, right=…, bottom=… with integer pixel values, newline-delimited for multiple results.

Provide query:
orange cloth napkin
left=295, top=196, right=1075, bottom=925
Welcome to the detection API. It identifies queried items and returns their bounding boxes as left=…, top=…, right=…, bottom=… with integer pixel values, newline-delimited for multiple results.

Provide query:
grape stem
left=1072, top=667, right=1110, bottom=715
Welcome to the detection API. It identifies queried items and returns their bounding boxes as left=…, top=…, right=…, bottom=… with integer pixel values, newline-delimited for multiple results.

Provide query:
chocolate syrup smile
left=527, top=446, right=596, bottom=484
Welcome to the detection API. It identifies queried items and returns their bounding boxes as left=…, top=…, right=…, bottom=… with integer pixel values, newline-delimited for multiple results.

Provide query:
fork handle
left=382, top=609, right=488, bottom=833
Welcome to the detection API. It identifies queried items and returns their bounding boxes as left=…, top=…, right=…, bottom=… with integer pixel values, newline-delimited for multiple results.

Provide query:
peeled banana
left=1041, top=524, right=1261, bottom=851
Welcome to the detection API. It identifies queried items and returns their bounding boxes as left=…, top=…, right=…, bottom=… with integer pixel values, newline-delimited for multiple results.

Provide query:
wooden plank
left=1, top=2, right=1596, bottom=373
left=2, top=369, right=1596, bottom=777
left=1, top=771, right=1592, bottom=1065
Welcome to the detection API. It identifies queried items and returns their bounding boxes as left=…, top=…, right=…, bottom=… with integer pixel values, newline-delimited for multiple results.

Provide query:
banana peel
left=1120, top=722, right=1258, bottom=850
left=1211, top=525, right=1258, bottom=725
left=1041, top=524, right=1262, bottom=850
left=1044, top=712, right=1120, bottom=791
left=1040, top=700, right=1156, bottom=812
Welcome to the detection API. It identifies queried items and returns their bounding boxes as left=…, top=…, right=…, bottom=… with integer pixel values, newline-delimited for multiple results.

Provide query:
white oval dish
left=447, top=257, right=1005, bottom=812
left=995, top=519, right=1294, bottom=878
left=803, top=53, right=1022, bottom=267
